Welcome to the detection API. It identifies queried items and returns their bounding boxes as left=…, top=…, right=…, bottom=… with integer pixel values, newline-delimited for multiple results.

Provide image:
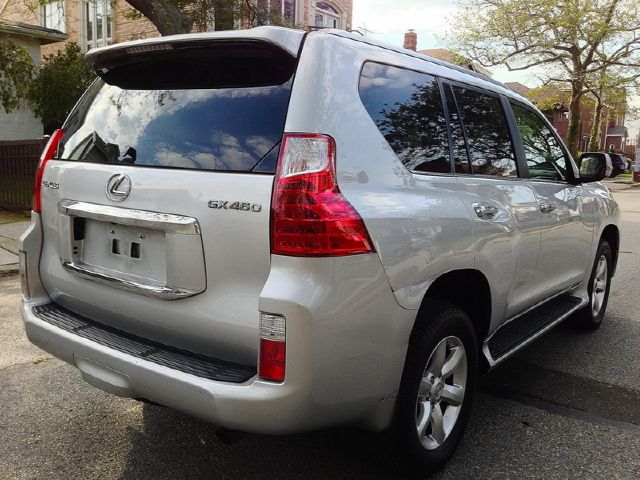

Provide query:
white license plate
left=80, top=219, right=167, bottom=283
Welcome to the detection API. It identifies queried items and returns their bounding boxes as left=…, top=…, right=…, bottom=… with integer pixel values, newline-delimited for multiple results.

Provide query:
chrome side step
left=483, top=294, right=586, bottom=367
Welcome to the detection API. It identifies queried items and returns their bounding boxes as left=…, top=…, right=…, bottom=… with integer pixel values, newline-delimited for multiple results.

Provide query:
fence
left=0, top=139, right=47, bottom=210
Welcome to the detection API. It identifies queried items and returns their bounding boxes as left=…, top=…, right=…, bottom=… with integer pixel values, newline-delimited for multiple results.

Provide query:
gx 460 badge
left=208, top=200, right=262, bottom=212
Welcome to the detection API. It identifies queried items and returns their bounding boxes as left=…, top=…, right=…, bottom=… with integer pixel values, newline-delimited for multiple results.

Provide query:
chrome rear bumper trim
left=63, top=261, right=198, bottom=300
left=58, top=199, right=200, bottom=235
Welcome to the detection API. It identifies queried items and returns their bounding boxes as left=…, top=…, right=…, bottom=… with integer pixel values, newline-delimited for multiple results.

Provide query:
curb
left=0, top=235, right=19, bottom=255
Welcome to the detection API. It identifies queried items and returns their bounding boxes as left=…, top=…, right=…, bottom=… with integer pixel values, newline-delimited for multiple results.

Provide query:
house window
left=314, top=1, right=340, bottom=28
left=256, top=0, right=296, bottom=24
left=82, top=0, right=114, bottom=51
left=41, top=1, right=66, bottom=33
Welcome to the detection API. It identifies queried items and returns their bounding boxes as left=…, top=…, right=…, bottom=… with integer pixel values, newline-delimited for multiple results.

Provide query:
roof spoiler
left=85, top=26, right=305, bottom=72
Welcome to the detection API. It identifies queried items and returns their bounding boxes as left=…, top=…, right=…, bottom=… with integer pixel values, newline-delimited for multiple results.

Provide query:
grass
left=0, top=209, right=30, bottom=224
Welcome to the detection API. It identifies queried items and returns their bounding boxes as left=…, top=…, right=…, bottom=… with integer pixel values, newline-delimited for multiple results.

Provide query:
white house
left=0, top=20, right=67, bottom=141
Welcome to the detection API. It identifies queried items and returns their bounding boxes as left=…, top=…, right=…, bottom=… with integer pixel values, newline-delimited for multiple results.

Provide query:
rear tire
left=394, top=299, right=478, bottom=474
left=570, top=240, right=612, bottom=330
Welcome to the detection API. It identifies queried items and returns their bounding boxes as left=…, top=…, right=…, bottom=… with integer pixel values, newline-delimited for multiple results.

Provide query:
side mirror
left=578, top=153, right=612, bottom=183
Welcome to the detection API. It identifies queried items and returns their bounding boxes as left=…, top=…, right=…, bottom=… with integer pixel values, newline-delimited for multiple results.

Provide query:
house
left=402, top=30, right=492, bottom=77
left=505, top=81, right=630, bottom=153
left=531, top=92, right=628, bottom=153
left=0, top=20, right=67, bottom=140
left=504, top=82, right=530, bottom=97
left=0, top=0, right=353, bottom=56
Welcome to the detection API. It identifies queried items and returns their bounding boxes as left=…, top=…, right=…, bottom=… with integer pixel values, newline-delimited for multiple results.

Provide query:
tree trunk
left=588, top=97, right=604, bottom=152
left=214, top=0, right=236, bottom=30
left=125, top=0, right=193, bottom=35
left=566, top=79, right=584, bottom=157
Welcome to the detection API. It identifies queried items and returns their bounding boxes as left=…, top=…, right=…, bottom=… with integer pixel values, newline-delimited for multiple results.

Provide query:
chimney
left=404, top=29, right=417, bottom=51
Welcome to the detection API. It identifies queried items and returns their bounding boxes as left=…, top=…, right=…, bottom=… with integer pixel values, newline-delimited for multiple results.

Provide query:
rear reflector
left=271, top=134, right=374, bottom=256
left=19, top=251, right=30, bottom=300
left=258, top=313, right=286, bottom=382
left=33, top=129, right=63, bottom=213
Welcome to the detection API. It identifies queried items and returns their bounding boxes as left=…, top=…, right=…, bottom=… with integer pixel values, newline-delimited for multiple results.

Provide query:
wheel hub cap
left=430, top=381, right=444, bottom=403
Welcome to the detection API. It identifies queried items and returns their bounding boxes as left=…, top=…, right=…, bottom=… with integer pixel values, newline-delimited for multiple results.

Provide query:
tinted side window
left=511, top=103, right=568, bottom=181
left=452, top=86, right=517, bottom=177
left=359, top=62, right=451, bottom=174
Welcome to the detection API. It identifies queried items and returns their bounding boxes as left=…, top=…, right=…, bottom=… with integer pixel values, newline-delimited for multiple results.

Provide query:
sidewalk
left=602, top=178, right=640, bottom=191
left=0, top=220, right=30, bottom=272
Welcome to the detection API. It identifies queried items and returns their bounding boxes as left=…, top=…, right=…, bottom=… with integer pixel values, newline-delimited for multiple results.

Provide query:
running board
left=483, top=294, right=585, bottom=367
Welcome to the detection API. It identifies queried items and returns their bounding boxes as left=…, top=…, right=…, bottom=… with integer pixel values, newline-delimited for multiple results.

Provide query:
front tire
left=570, top=240, right=612, bottom=330
left=394, top=300, right=478, bottom=473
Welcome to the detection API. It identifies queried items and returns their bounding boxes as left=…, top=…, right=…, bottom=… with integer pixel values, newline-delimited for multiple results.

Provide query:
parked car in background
left=19, top=27, right=620, bottom=473
left=608, top=153, right=628, bottom=177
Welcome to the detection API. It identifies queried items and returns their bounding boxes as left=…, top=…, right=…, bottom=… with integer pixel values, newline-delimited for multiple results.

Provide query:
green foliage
left=448, top=0, right=640, bottom=156
left=28, top=42, right=96, bottom=133
left=525, top=83, right=572, bottom=112
left=0, top=39, right=35, bottom=113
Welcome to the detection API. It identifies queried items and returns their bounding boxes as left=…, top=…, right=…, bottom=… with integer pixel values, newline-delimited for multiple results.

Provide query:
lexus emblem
left=106, top=173, right=131, bottom=201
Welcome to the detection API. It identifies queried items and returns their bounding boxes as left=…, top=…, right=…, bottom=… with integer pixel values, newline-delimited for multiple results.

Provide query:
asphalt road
left=1, top=189, right=640, bottom=479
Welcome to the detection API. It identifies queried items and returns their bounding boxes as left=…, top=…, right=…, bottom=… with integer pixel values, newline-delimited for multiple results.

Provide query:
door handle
left=472, top=202, right=499, bottom=219
left=539, top=202, right=557, bottom=213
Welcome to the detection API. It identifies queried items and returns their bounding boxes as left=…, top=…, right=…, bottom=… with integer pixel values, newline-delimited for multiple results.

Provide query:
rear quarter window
left=358, top=62, right=451, bottom=174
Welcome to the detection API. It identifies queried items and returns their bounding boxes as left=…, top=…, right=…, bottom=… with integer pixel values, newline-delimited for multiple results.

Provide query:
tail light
left=258, top=313, right=286, bottom=382
left=33, top=129, right=63, bottom=213
left=271, top=134, right=374, bottom=256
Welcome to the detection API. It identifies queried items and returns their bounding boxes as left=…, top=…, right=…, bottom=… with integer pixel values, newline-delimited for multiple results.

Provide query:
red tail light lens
left=258, top=313, right=286, bottom=382
left=259, top=339, right=286, bottom=382
left=33, top=129, right=63, bottom=213
left=271, top=134, right=374, bottom=256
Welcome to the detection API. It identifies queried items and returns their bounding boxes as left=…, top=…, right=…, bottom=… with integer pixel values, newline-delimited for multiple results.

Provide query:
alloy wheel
left=591, top=254, right=608, bottom=317
left=415, top=336, right=467, bottom=450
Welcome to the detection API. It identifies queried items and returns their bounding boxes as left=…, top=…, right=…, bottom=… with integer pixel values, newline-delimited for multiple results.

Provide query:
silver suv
left=20, top=27, right=619, bottom=471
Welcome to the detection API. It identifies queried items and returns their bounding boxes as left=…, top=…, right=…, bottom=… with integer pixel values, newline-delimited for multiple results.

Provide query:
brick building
left=0, top=0, right=353, bottom=56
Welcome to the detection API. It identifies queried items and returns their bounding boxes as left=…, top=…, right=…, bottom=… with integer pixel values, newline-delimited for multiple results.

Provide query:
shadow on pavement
left=120, top=403, right=408, bottom=480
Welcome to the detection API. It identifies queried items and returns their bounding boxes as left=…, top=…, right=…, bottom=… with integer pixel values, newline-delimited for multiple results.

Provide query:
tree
left=585, top=69, right=632, bottom=151
left=0, top=39, right=34, bottom=113
left=449, top=0, right=640, bottom=156
left=124, top=0, right=194, bottom=35
left=526, top=83, right=572, bottom=113
left=123, top=0, right=300, bottom=36
left=28, top=43, right=96, bottom=133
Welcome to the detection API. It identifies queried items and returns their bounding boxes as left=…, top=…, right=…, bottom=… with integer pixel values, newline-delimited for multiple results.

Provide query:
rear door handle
left=539, top=202, right=557, bottom=213
left=472, top=202, right=499, bottom=219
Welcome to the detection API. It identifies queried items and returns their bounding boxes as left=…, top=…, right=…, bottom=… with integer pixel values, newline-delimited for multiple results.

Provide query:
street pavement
left=1, top=189, right=639, bottom=479
left=0, top=221, right=29, bottom=270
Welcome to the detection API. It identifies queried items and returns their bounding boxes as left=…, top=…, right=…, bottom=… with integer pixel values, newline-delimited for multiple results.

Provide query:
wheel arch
left=414, top=269, right=492, bottom=372
left=601, top=224, right=619, bottom=276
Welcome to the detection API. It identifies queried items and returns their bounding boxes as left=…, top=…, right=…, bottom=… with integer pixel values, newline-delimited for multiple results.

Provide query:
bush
left=28, top=43, right=96, bottom=133
left=0, top=39, right=34, bottom=112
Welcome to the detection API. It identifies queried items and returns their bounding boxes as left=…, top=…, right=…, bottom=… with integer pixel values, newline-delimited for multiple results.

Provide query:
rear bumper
left=22, top=299, right=323, bottom=435
left=22, top=223, right=414, bottom=434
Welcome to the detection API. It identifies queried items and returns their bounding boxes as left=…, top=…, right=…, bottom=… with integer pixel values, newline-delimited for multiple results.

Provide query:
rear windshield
left=59, top=46, right=295, bottom=173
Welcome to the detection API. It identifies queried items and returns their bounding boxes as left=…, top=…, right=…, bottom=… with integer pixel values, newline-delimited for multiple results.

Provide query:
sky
left=352, top=0, right=640, bottom=142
